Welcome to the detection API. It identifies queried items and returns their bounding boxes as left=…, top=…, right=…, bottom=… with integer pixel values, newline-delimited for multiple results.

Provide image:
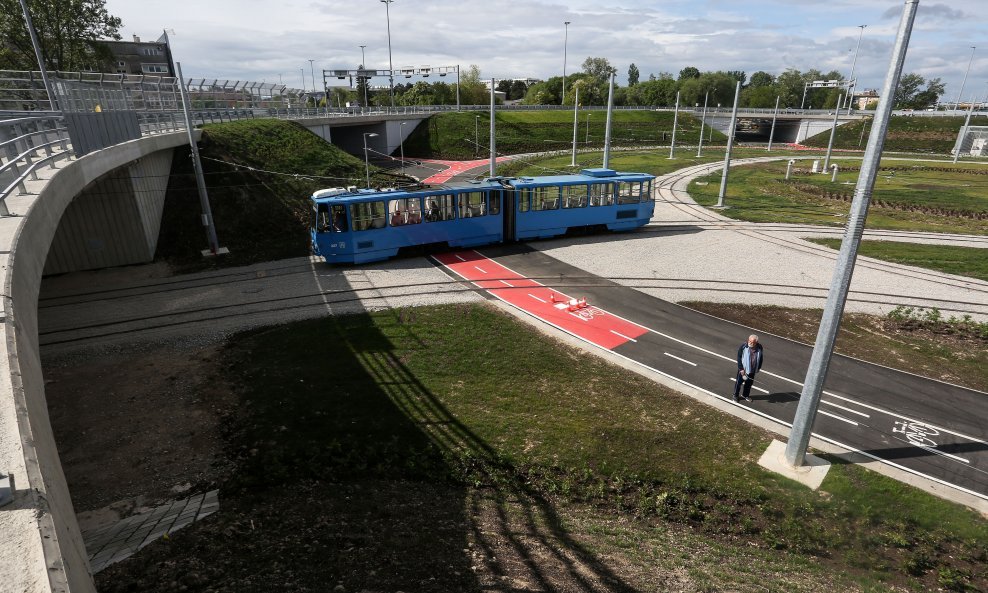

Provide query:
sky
left=105, top=0, right=987, bottom=102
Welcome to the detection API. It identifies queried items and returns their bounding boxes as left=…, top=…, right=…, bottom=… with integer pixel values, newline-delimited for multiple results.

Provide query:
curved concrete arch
left=1, top=132, right=190, bottom=592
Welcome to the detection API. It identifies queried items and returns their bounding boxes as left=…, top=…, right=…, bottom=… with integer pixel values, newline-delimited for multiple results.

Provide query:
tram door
left=499, top=188, right=516, bottom=241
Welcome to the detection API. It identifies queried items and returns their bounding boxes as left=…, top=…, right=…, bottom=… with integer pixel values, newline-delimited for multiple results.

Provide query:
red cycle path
left=419, top=157, right=511, bottom=184
left=434, top=250, right=648, bottom=350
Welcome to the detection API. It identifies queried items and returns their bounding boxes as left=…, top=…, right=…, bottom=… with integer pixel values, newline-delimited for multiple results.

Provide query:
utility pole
left=17, top=0, right=57, bottom=110
left=785, top=0, right=920, bottom=469
left=602, top=73, right=615, bottom=169
left=767, top=95, right=780, bottom=151
left=176, top=62, right=225, bottom=257
left=822, top=94, right=844, bottom=171
left=716, top=81, right=741, bottom=207
left=571, top=85, right=580, bottom=166
left=668, top=91, right=680, bottom=158
left=696, top=92, right=708, bottom=157
left=489, top=79, right=497, bottom=177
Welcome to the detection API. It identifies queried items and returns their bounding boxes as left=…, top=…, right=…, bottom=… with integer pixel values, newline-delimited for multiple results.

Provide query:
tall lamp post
left=381, top=0, right=395, bottom=109
left=308, top=59, right=315, bottom=92
left=955, top=46, right=976, bottom=110
left=363, top=132, right=379, bottom=188
left=359, top=45, right=368, bottom=107
left=475, top=115, right=480, bottom=157
left=846, top=25, right=867, bottom=112
left=585, top=112, right=591, bottom=144
left=562, top=21, right=571, bottom=104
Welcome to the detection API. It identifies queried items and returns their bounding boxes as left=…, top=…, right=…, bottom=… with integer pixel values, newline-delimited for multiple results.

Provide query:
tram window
left=426, top=194, right=455, bottom=222
left=351, top=201, right=386, bottom=231
left=489, top=192, right=501, bottom=215
left=458, top=191, right=485, bottom=217
left=640, top=179, right=653, bottom=202
left=562, top=184, right=588, bottom=208
left=618, top=181, right=641, bottom=204
left=532, top=186, right=559, bottom=211
left=389, top=197, right=422, bottom=226
left=589, top=182, right=614, bottom=207
left=315, top=203, right=330, bottom=232
left=518, top=189, right=531, bottom=212
left=331, top=205, right=348, bottom=232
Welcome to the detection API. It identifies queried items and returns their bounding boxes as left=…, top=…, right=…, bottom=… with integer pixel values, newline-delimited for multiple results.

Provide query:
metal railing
left=0, top=114, right=72, bottom=215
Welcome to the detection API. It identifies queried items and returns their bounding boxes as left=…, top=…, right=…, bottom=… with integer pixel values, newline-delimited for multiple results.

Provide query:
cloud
left=882, top=3, right=966, bottom=20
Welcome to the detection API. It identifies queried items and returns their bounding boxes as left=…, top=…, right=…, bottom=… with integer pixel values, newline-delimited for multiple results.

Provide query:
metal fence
left=0, top=114, right=72, bottom=215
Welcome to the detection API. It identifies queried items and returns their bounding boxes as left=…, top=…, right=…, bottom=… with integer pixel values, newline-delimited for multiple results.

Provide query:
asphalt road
left=452, top=243, right=988, bottom=503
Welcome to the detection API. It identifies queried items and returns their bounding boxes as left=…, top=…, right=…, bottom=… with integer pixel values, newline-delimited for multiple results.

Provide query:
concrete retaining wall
left=0, top=132, right=189, bottom=592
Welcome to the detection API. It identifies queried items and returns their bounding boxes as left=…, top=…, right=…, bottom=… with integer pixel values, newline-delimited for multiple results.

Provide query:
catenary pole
left=716, top=80, right=741, bottom=207
left=490, top=79, right=496, bottom=177
left=953, top=100, right=975, bottom=164
left=822, top=94, right=844, bottom=171
left=767, top=95, right=780, bottom=151
left=176, top=62, right=221, bottom=255
left=785, top=0, right=920, bottom=468
left=602, top=72, right=615, bottom=169
left=571, top=85, right=580, bottom=167
left=17, top=0, right=57, bottom=110
left=668, top=91, right=680, bottom=158
left=696, top=92, right=708, bottom=157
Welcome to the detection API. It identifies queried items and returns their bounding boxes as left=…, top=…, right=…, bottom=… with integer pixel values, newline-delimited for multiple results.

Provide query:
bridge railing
left=0, top=114, right=72, bottom=215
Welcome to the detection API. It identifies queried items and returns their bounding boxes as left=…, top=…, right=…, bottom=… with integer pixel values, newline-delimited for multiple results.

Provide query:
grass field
left=801, top=114, right=988, bottom=154
left=808, top=238, right=988, bottom=282
left=688, top=159, right=988, bottom=235
left=98, top=304, right=988, bottom=592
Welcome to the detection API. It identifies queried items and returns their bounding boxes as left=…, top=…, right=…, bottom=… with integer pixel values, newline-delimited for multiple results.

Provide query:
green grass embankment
left=156, top=119, right=399, bottom=270
left=404, top=110, right=727, bottom=160
left=213, top=304, right=988, bottom=591
left=802, top=114, right=988, bottom=154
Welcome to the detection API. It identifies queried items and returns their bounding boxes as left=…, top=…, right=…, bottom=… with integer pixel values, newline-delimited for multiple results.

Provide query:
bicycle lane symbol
left=891, top=420, right=970, bottom=465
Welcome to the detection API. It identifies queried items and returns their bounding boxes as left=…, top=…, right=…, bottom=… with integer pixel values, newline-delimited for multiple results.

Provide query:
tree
left=726, top=70, right=747, bottom=87
left=912, top=77, right=944, bottom=109
left=627, top=63, right=640, bottom=86
left=749, top=71, right=774, bottom=88
left=355, top=64, right=370, bottom=106
left=0, top=0, right=123, bottom=71
left=458, top=64, right=487, bottom=105
left=678, top=66, right=700, bottom=81
left=892, top=73, right=943, bottom=109
left=508, top=79, right=528, bottom=101
left=582, top=56, right=616, bottom=80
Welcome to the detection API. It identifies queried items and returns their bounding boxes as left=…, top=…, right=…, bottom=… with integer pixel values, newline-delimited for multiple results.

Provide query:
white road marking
left=611, top=330, right=638, bottom=343
left=528, top=293, right=546, bottom=303
left=819, top=410, right=858, bottom=426
left=663, top=352, right=696, bottom=366
left=822, top=399, right=870, bottom=418
left=729, top=377, right=768, bottom=394
left=499, top=280, right=513, bottom=287
left=454, top=254, right=466, bottom=262
left=474, top=266, right=487, bottom=274
left=913, top=444, right=970, bottom=464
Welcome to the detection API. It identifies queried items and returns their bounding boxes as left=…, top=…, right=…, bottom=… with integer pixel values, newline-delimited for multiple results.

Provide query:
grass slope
left=98, top=304, right=988, bottom=592
left=802, top=114, right=988, bottom=154
left=808, top=238, right=988, bottom=282
left=156, top=120, right=401, bottom=270
left=404, top=110, right=726, bottom=160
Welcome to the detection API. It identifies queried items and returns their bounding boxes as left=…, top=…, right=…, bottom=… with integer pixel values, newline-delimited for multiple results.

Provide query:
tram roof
left=507, top=169, right=653, bottom=187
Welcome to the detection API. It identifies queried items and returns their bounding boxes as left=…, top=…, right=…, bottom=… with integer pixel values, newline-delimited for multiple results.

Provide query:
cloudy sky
left=105, top=0, right=986, bottom=100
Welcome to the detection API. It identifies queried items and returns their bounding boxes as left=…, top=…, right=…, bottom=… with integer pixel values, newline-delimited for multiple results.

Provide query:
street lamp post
left=475, top=115, right=480, bottom=157
left=308, top=59, right=315, bottom=92
left=585, top=112, right=591, bottom=144
left=399, top=122, right=407, bottom=175
left=359, top=45, right=368, bottom=108
left=696, top=92, right=708, bottom=157
left=955, top=46, right=976, bottom=111
left=846, top=25, right=867, bottom=112
left=363, top=132, right=379, bottom=188
left=562, top=21, right=571, bottom=105
left=381, top=0, right=396, bottom=109
left=571, top=85, right=580, bottom=166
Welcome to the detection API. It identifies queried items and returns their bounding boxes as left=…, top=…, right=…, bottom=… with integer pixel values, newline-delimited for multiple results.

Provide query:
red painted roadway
left=419, top=157, right=512, bottom=184
left=434, top=250, right=648, bottom=350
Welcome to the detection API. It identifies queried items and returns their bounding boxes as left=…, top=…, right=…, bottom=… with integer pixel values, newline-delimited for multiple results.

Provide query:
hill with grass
left=155, top=119, right=402, bottom=270
left=404, top=110, right=725, bottom=160
left=802, top=114, right=988, bottom=154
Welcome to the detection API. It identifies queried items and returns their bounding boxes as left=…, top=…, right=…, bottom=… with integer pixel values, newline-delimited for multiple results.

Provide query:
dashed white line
left=474, top=266, right=487, bottom=274
left=454, top=254, right=467, bottom=262
left=528, top=294, right=547, bottom=303
left=499, top=280, right=514, bottom=287
left=913, top=444, right=970, bottom=464
left=822, top=399, right=870, bottom=418
left=611, top=330, right=638, bottom=343
left=664, top=352, right=696, bottom=366
left=820, top=410, right=858, bottom=426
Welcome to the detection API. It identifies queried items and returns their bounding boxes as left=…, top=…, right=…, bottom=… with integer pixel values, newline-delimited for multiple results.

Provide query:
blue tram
left=310, top=168, right=655, bottom=264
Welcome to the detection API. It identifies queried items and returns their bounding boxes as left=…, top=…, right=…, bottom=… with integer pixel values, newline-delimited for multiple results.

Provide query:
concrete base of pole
left=201, top=247, right=231, bottom=257
left=710, top=206, right=730, bottom=210
left=758, top=440, right=831, bottom=490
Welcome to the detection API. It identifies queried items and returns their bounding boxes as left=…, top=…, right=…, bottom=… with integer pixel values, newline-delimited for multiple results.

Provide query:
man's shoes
left=733, top=396, right=740, bottom=403
left=743, top=395, right=752, bottom=402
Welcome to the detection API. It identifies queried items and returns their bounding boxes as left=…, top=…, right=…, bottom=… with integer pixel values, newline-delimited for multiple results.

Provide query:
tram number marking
left=892, top=420, right=940, bottom=448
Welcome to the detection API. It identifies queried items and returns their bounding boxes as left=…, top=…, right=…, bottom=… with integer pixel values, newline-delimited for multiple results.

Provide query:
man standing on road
left=734, top=334, right=763, bottom=403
